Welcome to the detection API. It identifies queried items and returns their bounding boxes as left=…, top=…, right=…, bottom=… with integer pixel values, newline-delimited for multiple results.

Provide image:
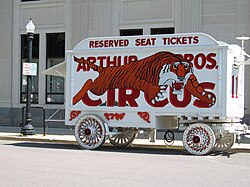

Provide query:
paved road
left=1, top=140, right=250, bottom=187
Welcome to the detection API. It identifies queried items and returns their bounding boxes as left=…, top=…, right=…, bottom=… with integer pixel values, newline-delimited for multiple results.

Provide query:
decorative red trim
left=137, top=112, right=150, bottom=123
left=104, top=113, right=125, bottom=121
left=69, top=110, right=81, bottom=121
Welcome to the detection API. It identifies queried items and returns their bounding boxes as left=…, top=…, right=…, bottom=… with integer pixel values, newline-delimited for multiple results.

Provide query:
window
left=46, top=33, right=65, bottom=104
left=21, top=34, right=39, bottom=103
left=120, top=29, right=143, bottom=36
left=151, top=27, right=175, bottom=35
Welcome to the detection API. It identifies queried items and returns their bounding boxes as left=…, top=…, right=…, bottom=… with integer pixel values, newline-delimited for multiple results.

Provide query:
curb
left=0, top=135, right=77, bottom=144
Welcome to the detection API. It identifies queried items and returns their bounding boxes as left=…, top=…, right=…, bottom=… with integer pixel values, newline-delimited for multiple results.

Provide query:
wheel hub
left=84, top=128, right=92, bottom=136
left=192, top=135, right=201, bottom=144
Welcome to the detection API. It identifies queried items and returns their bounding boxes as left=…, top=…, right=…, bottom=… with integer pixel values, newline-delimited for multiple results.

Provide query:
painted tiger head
left=159, top=59, right=193, bottom=95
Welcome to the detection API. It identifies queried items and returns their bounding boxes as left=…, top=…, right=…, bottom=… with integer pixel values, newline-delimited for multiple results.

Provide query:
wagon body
left=44, top=33, right=249, bottom=155
left=65, top=33, right=244, bottom=129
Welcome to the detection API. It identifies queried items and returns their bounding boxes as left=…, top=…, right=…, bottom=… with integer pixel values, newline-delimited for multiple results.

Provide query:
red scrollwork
left=137, top=112, right=150, bottom=123
left=69, top=110, right=81, bottom=121
left=104, top=113, right=125, bottom=121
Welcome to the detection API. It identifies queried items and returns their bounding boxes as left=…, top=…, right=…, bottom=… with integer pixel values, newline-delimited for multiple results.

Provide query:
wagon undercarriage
left=74, top=114, right=250, bottom=155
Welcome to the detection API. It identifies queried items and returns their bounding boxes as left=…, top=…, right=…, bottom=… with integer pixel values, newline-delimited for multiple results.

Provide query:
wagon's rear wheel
left=75, top=114, right=106, bottom=150
left=183, top=123, right=216, bottom=155
left=213, top=132, right=235, bottom=152
left=109, top=128, right=136, bottom=147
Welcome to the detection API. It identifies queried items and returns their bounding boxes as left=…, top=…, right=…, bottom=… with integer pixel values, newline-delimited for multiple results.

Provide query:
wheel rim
left=183, top=123, right=215, bottom=155
left=75, top=114, right=106, bottom=150
left=109, top=129, right=136, bottom=147
left=213, top=132, right=235, bottom=152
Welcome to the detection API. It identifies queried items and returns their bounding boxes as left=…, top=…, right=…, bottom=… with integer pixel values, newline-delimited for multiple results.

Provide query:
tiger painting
left=73, top=51, right=216, bottom=107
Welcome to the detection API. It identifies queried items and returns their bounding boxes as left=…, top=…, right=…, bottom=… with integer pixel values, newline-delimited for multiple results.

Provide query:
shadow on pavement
left=97, top=146, right=190, bottom=156
left=6, top=141, right=250, bottom=156
left=7, top=141, right=189, bottom=156
left=7, top=142, right=78, bottom=150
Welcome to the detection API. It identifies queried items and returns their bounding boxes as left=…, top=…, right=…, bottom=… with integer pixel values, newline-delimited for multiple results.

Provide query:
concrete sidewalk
left=0, top=125, right=250, bottom=151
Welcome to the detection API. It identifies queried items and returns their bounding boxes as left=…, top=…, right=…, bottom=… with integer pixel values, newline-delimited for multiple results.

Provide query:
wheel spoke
left=109, top=128, right=136, bottom=147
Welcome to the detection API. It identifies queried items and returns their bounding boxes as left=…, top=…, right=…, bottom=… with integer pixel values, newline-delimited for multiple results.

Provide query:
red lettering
left=170, top=37, right=176, bottom=44
left=180, top=53, right=217, bottom=70
left=76, top=62, right=88, bottom=72
left=124, top=39, right=129, bottom=46
left=176, top=37, right=181, bottom=44
left=128, top=56, right=138, bottom=63
left=135, top=38, right=156, bottom=46
left=182, top=37, right=187, bottom=44
left=118, top=89, right=140, bottom=107
left=107, top=89, right=115, bottom=106
left=169, top=88, right=191, bottom=107
left=75, top=55, right=138, bottom=69
left=232, top=75, right=239, bottom=98
left=193, top=36, right=199, bottom=44
left=187, top=36, right=193, bottom=44
left=88, top=39, right=129, bottom=48
left=194, top=53, right=206, bottom=70
left=97, top=56, right=106, bottom=67
left=74, top=57, right=90, bottom=72
left=205, top=53, right=217, bottom=69
left=107, top=56, right=117, bottom=67
left=135, top=39, right=140, bottom=46
left=193, top=82, right=216, bottom=108
left=82, top=93, right=102, bottom=106
left=184, top=54, right=194, bottom=62
left=162, top=38, right=168, bottom=45
left=87, top=57, right=96, bottom=64
left=89, top=41, right=94, bottom=48
left=163, top=36, right=199, bottom=45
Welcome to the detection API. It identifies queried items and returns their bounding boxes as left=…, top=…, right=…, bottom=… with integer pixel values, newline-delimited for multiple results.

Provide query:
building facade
left=0, top=0, right=250, bottom=127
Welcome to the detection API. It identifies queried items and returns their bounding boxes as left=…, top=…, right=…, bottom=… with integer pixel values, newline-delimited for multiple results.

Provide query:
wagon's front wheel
left=183, top=123, right=216, bottom=155
left=75, top=114, right=106, bottom=150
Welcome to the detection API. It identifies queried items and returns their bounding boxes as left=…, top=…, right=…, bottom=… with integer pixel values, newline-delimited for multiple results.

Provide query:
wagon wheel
left=109, top=128, right=136, bottom=147
left=75, top=114, right=106, bottom=150
left=213, top=132, right=235, bottom=152
left=183, top=123, right=216, bottom=155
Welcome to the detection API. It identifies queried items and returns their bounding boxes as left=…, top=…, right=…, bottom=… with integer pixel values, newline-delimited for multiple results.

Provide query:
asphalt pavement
left=1, top=125, right=250, bottom=151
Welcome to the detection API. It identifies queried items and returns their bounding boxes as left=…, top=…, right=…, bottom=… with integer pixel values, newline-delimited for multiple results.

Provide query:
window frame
left=45, top=32, right=65, bottom=104
left=150, top=27, right=175, bottom=35
left=120, top=29, right=143, bottom=36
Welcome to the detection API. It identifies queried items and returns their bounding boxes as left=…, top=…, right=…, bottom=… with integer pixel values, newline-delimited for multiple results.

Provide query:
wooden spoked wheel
left=75, top=114, right=106, bottom=150
left=213, top=132, right=235, bottom=152
left=183, top=123, right=216, bottom=155
left=109, top=128, right=136, bottom=147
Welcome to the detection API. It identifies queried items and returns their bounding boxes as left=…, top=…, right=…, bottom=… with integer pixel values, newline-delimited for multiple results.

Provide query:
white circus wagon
left=44, top=33, right=250, bottom=155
